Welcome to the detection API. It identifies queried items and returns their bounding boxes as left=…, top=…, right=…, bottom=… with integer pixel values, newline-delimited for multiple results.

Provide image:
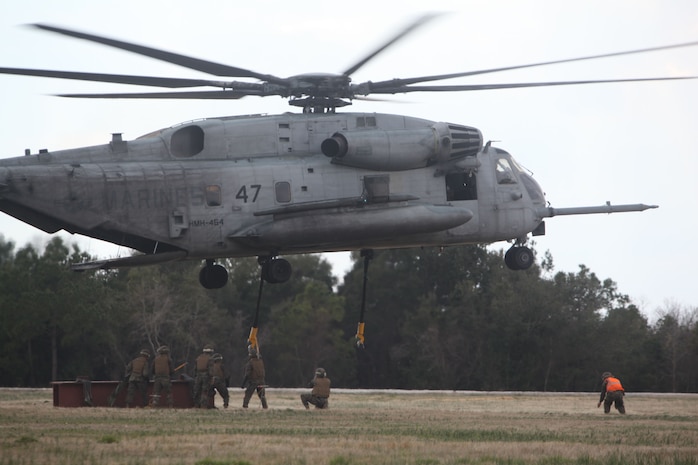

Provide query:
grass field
left=1, top=388, right=697, bottom=465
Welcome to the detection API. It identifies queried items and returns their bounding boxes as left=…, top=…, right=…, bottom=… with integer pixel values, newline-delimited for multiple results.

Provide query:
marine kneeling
left=300, top=367, right=330, bottom=409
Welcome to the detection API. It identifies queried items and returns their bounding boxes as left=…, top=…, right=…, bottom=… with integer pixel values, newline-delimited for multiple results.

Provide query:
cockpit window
left=495, top=158, right=517, bottom=185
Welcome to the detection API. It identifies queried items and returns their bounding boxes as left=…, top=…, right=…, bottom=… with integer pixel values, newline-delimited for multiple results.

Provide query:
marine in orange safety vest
left=597, top=371, right=625, bottom=414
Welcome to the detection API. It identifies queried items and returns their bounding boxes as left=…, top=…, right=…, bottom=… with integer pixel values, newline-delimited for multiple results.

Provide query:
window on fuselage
left=206, top=185, right=222, bottom=206
left=445, top=172, right=477, bottom=201
left=356, top=116, right=377, bottom=128
left=275, top=181, right=291, bottom=203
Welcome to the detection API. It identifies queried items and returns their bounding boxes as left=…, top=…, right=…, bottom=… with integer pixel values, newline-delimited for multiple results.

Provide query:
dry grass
left=1, top=388, right=697, bottom=465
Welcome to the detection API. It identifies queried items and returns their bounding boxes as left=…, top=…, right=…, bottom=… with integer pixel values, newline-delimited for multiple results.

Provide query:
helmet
left=157, top=345, right=169, bottom=354
left=203, top=344, right=214, bottom=353
left=601, top=372, right=613, bottom=380
left=315, top=367, right=326, bottom=378
left=212, top=353, right=223, bottom=361
left=139, top=349, right=150, bottom=357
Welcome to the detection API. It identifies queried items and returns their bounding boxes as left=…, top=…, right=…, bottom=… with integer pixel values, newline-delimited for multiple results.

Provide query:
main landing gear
left=199, top=259, right=229, bottom=289
left=198, top=256, right=292, bottom=289
left=258, top=256, right=292, bottom=284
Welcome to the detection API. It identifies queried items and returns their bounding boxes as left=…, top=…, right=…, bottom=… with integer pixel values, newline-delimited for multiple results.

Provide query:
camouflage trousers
left=209, top=377, right=229, bottom=408
left=300, top=393, right=328, bottom=409
left=243, top=384, right=268, bottom=409
left=126, top=376, right=148, bottom=407
left=192, top=372, right=211, bottom=408
left=152, top=376, right=173, bottom=407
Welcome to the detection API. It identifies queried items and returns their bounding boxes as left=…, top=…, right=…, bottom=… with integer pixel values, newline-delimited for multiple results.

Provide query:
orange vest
left=605, top=377, right=624, bottom=392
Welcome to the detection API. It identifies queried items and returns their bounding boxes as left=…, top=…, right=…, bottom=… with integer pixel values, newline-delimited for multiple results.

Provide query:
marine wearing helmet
left=193, top=343, right=215, bottom=408
left=301, top=367, right=330, bottom=409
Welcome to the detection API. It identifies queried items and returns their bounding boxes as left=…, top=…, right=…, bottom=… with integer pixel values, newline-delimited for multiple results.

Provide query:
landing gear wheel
left=199, top=263, right=229, bottom=289
left=262, top=257, right=292, bottom=283
left=504, top=248, right=517, bottom=270
left=505, top=246, right=534, bottom=271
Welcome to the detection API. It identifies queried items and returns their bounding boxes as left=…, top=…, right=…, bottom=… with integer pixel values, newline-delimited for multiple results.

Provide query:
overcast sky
left=1, top=0, right=697, bottom=318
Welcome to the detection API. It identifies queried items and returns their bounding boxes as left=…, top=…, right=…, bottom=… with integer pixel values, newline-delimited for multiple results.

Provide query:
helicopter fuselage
left=0, top=111, right=655, bottom=288
left=0, top=112, right=541, bottom=256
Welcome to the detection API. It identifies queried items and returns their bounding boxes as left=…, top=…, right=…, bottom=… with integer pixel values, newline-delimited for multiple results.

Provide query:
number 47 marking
left=236, top=184, right=261, bottom=203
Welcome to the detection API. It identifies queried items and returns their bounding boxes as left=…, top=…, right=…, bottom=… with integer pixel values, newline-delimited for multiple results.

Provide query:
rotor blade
left=366, top=76, right=698, bottom=94
left=0, top=66, right=232, bottom=88
left=55, top=90, right=270, bottom=99
left=353, top=95, right=401, bottom=102
left=31, top=23, right=289, bottom=85
left=342, top=13, right=442, bottom=77
left=367, top=40, right=698, bottom=89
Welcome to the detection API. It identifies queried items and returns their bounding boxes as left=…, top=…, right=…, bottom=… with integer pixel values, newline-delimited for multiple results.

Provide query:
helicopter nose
left=519, top=172, right=546, bottom=204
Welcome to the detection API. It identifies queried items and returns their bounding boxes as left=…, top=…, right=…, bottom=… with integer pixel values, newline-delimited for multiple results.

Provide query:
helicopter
left=0, top=15, right=692, bottom=295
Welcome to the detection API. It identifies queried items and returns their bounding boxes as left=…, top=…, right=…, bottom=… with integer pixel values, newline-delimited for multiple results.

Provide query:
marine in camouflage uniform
left=192, top=344, right=214, bottom=408
left=242, top=347, right=268, bottom=409
left=151, top=345, right=174, bottom=407
left=125, top=349, right=150, bottom=408
left=300, top=367, right=330, bottom=409
left=209, top=353, right=230, bottom=408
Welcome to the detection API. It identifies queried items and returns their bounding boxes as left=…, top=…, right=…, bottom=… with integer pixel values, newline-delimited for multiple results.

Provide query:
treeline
left=0, top=236, right=696, bottom=392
